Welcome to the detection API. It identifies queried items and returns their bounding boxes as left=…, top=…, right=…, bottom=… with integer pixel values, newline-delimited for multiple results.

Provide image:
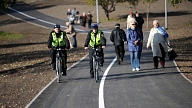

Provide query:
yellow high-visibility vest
left=52, top=32, right=66, bottom=47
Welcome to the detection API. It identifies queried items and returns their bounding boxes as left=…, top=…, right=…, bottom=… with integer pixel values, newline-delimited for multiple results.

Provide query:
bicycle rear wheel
left=56, top=58, right=62, bottom=83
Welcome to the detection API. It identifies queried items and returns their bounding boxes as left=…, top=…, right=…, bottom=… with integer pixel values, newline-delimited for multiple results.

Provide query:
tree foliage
left=84, top=0, right=139, bottom=20
left=168, top=0, right=192, bottom=6
left=0, top=0, right=11, bottom=9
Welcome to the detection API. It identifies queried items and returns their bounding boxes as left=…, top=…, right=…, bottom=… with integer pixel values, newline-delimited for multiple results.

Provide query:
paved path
left=2, top=3, right=192, bottom=108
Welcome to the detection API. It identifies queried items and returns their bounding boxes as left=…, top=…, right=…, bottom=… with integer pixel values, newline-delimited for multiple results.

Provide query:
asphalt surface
left=2, top=3, right=192, bottom=108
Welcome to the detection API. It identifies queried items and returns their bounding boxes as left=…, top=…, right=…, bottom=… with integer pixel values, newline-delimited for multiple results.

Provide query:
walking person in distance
left=65, top=22, right=77, bottom=48
left=126, top=20, right=142, bottom=71
left=146, top=20, right=170, bottom=69
left=87, top=11, right=93, bottom=29
left=110, top=23, right=127, bottom=64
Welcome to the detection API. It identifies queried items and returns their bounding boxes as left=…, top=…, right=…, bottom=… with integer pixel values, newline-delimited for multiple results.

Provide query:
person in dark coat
left=87, top=11, right=93, bottom=29
left=110, top=23, right=127, bottom=64
left=135, top=12, right=144, bottom=30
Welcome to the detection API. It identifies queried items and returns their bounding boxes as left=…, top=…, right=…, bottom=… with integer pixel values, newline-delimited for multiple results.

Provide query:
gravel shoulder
left=0, top=0, right=192, bottom=108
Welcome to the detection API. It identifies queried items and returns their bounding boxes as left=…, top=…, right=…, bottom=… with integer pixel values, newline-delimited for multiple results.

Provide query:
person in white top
left=127, top=12, right=136, bottom=29
left=146, top=20, right=170, bottom=69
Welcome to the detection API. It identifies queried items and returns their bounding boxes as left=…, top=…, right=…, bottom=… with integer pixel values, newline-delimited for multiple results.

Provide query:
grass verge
left=0, top=31, right=23, bottom=40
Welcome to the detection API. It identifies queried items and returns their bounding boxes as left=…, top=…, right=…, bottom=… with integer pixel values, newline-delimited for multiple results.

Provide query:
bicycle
left=55, top=48, right=65, bottom=83
left=92, top=47, right=101, bottom=82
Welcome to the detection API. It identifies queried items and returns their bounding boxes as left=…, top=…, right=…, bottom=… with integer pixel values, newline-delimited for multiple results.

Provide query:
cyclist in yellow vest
left=47, top=24, right=70, bottom=76
left=84, top=24, right=106, bottom=78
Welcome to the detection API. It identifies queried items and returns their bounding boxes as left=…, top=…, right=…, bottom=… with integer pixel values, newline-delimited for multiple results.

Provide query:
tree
left=84, top=0, right=139, bottom=20
left=142, top=0, right=158, bottom=29
left=0, top=0, right=15, bottom=9
left=168, top=0, right=192, bottom=6
left=142, top=0, right=192, bottom=29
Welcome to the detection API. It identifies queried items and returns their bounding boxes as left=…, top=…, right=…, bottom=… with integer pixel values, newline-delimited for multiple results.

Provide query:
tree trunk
left=104, top=10, right=110, bottom=20
left=146, top=2, right=150, bottom=30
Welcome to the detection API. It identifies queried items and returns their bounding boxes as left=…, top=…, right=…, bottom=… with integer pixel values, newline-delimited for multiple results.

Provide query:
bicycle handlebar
left=56, top=48, right=65, bottom=51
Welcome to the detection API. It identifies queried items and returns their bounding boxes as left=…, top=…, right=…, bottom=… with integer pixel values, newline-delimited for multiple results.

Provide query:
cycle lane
left=103, top=32, right=192, bottom=108
left=1, top=4, right=190, bottom=107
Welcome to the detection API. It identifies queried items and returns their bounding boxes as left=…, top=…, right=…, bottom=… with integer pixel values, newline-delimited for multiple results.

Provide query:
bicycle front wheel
left=56, top=58, right=62, bottom=83
left=95, top=60, right=99, bottom=82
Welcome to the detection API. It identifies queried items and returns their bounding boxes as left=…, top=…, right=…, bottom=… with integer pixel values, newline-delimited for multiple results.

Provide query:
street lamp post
left=96, top=0, right=99, bottom=24
left=165, top=0, right=168, bottom=29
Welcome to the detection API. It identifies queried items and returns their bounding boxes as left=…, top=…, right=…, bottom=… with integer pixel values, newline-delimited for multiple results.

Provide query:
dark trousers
left=89, top=46, right=104, bottom=71
left=115, top=45, right=125, bottom=61
left=50, top=49, right=67, bottom=70
left=153, top=43, right=166, bottom=68
left=88, top=19, right=92, bottom=28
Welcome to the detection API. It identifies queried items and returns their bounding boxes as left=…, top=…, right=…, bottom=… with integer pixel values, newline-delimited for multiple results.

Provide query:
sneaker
left=132, top=69, right=136, bottom=71
left=136, top=68, right=140, bottom=71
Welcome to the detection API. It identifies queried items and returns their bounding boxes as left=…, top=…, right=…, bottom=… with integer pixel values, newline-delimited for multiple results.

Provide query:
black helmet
left=54, top=24, right=60, bottom=28
left=91, top=23, right=98, bottom=29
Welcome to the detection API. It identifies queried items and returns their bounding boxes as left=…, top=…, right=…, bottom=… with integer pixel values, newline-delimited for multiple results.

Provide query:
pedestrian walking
left=127, top=12, right=136, bottom=30
left=64, top=22, right=77, bottom=48
left=110, top=23, right=127, bottom=64
left=67, top=8, right=71, bottom=21
left=126, top=19, right=142, bottom=71
left=146, top=20, right=170, bottom=69
left=80, top=12, right=87, bottom=30
left=135, top=11, right=144, bottom=30
left=87, top=11, right=93, bottom=29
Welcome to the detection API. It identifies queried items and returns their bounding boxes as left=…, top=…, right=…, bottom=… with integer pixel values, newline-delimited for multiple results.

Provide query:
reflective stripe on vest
left=52, top=32, right=66, bottom=47
left=89, top=30, right=102, bottom=47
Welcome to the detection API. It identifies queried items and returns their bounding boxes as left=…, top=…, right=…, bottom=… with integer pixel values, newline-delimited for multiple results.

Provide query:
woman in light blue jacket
left=126, top=19, right=142, bottom=71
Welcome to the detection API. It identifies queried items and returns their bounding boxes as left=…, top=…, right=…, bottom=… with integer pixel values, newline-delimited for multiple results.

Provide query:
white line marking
left=2, top=7, right=113, bottom=108
left=8, top=7, right=64, bottom=27
left=3, top=6, right=191, bottom=108
left=2, top=7, right=112, bottom=108
left=99, top=57, right=117, bottom=108
left=173, top=60, right=192, bottom=84
left=24, top=53, right=89, bottom=108
left=8, top=7, right=112, bottom=33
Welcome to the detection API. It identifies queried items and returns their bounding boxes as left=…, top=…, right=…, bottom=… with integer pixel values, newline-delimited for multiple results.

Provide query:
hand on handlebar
left=84, top=47, right=88, bottom=50
left=102, top=46, right=106, bottom=49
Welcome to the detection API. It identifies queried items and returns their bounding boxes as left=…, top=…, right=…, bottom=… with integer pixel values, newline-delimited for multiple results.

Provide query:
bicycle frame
left=92, top=48, right=100, bottom=82
left=55, top=48, right=65, bottom=83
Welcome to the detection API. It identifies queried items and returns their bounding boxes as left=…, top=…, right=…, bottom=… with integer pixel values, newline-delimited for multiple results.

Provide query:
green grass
left=0, top=31, right=23, bottom=41
left=186, top=21, right=192, bottom=26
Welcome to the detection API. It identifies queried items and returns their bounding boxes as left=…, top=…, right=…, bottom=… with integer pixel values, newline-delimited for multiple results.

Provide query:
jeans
left=129, top=51, right=140, bottom=69
left=72, top=35, right=77, bottom=48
